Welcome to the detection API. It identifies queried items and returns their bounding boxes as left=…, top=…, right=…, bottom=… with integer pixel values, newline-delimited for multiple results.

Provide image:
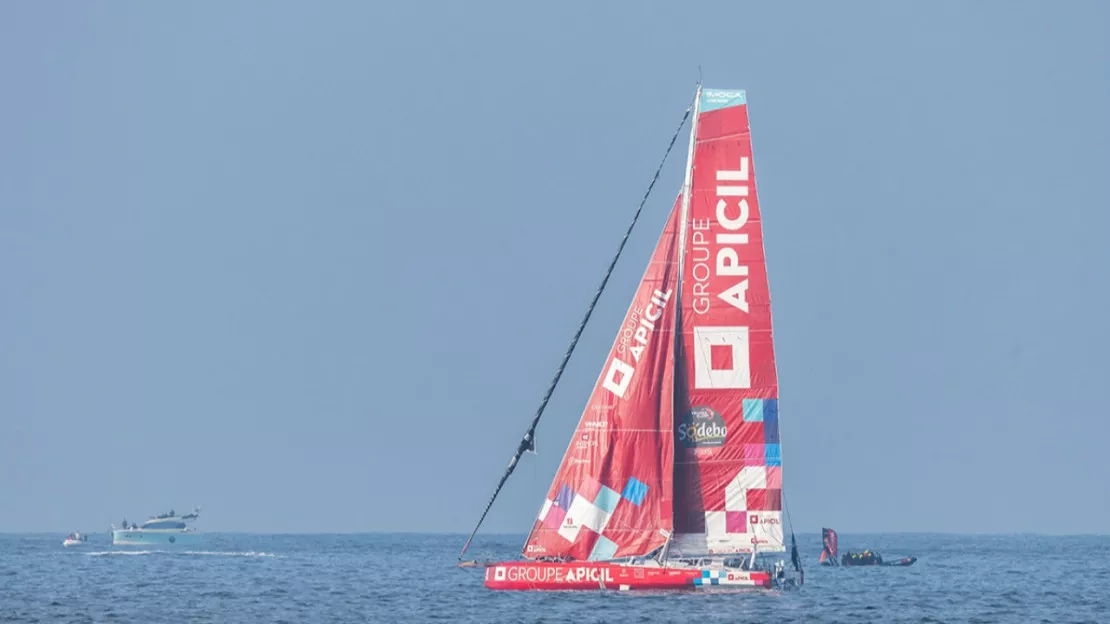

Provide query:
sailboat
left=819, top=527, right=839, bottom=565
left=460, top=84, right=803, bottom=591
left=820, top=527, right=917, bottom=567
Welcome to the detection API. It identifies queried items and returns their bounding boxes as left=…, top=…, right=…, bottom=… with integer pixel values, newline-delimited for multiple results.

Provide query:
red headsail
left=522, top=200, right=681, bottom=561
left=820, top=527, right=839, bottom=563
left=673, top=89, right=785, bottom=555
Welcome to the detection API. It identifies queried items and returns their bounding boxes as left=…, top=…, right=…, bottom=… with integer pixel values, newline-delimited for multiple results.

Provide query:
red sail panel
left=821, top=527, right=839, bottom=561
left=522, top=200, right=681, bottom=562
left=673, top=89, right=785, bottom=555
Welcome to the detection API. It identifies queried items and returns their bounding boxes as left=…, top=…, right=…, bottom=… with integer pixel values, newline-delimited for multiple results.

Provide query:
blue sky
left=1, top=1, right=1108, bottom=534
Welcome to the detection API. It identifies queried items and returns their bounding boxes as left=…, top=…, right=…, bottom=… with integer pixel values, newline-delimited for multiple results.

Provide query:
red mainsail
left=522, top=200, right=681, bottom=561
left=673, top=89, right=785, bottom=555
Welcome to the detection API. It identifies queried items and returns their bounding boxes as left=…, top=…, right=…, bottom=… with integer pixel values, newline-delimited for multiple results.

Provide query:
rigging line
left=782, top=488, right=795, bottom=535
left=459, top=89, right=698, bottom=561
left=781, top=487, right=797, bottom=548
left=782, top=487, right=803, bottom=574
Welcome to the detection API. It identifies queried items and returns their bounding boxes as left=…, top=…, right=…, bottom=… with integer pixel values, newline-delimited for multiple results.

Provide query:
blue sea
left=1, top=533, right=1107, bottom=623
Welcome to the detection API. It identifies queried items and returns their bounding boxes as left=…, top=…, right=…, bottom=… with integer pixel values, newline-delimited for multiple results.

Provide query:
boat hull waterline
left=836, top=556, right=917, bottom=567
left=484, top=562, right=772, bottom=591
left=112, top=530, right=202, bottom=546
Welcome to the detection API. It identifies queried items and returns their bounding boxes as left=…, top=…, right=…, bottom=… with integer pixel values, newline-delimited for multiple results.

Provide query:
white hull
left=112, top=529, right=201, bottom=546
left=62, top=539, right=85, bottom=547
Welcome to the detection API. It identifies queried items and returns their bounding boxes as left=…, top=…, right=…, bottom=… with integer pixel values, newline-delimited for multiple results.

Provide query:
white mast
left=675, top=84, right=702, bottom=303
left=660, top=84, right=702, bottom=566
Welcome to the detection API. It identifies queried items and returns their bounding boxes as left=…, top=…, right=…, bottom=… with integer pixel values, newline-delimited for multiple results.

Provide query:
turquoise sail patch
left=701, top=88, right=746, bottom=113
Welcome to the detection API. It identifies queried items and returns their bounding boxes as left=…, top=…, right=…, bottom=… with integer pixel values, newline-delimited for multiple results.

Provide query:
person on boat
left=844, top=550, right=883, bottom=566
left=842, top=551, right=868, bottom=565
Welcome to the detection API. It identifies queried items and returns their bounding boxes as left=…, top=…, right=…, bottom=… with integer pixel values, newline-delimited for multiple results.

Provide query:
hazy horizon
left=4, top=529, right=1108, bottom=538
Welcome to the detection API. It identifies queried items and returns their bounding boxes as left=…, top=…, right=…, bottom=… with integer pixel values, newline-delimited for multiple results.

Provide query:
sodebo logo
left=678, top=406, right=728, bottom=448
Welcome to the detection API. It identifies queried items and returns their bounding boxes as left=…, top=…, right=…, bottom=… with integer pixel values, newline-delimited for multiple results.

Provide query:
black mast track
left=458, top=92, right=697, bottom=562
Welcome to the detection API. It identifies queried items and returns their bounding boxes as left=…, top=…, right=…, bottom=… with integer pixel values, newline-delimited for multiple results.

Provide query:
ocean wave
left=85, top=550, right=280, bottom=558
left=183, top=551, right=280, bottom=557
